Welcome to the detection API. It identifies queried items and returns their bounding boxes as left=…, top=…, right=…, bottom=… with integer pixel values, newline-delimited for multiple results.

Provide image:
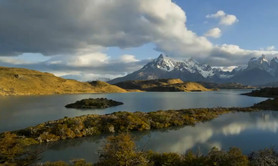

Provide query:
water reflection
left=0, top=90, right=267, bottom=132
left=40, top=111, right=278, bottom=163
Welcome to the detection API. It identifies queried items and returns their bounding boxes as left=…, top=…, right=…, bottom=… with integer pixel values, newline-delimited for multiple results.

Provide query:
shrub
left=249, top=148, right=278, bottom=166
left=97, top=133, right=148, bottom=166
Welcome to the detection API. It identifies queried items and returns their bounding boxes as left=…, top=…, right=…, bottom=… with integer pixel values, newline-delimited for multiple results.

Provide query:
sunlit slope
left=115, top=79, right=212, bottom=92
left=0, top=66, right=126, bottom=96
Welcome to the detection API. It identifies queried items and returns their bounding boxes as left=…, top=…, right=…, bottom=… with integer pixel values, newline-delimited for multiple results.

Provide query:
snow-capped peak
left=151, top=54, right=177, bottom=71
left=146, top=54, right=219, bottom=78
left=247, top=54, right=270, bottom=72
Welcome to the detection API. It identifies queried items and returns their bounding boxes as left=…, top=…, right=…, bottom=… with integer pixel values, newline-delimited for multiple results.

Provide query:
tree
left=97, top=133, right=148, bottom=166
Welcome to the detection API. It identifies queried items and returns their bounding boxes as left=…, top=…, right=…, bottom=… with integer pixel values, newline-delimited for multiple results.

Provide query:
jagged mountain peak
left=247, top=54, right=270, bottom=71
left=249, top=54, right=268, bottom=63
left=149, top=55, right=215, bottom=77
left=109, top=54, right=230, bottom=84
left=157, top=54, right=167, bottom=59
left=148, top=54, right=177, bottom=71
left=109, top=54, right=278, bottom=86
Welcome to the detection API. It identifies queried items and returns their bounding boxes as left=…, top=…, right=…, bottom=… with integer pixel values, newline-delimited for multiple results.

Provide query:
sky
left=0, top=0, right=278, bottom=81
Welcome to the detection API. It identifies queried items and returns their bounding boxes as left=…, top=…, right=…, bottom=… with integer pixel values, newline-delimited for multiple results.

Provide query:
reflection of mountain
left=41, top=111, right=278, bottom=162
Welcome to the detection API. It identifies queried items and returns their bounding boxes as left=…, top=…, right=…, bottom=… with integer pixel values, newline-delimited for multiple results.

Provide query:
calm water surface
left=0, top=90, right=265, bottom=132
left=0, top=90, right=276, bottom=163
left=40, top=111, right=278, bottom=163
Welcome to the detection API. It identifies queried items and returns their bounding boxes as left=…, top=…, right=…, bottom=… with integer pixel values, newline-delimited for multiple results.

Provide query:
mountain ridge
left=109, top=54, right=278, bottom=86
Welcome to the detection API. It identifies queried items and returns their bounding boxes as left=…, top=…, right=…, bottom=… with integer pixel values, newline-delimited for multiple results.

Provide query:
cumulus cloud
left=119, top=55, right=139, bottom=63
left=206, top=10, right=238, bottom=26
left=0, top=0, right=212, bottom=58
left=205, top=27, right=222, bottom=38
left=204, top=44, right=278, bottom=66
left=0, top=0, right=278, bottom=80
left=48, top=53, right=110, bottom=67
left=0, top=53, right=150, bottom=81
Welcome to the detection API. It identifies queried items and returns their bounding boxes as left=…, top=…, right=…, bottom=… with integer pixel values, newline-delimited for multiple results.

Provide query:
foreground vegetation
left=13, top=107, right=255, bottom=143
left=24, top=134, right=278, bottom=166
left=2, top=96, right=278, bottom=165
left=114, top=79, right=213, bottom=92
left=65, top=98, right=123, bottom=109
left=0, top=66, right=126, bottom=96
left=2, top=133, right=278, bottom=165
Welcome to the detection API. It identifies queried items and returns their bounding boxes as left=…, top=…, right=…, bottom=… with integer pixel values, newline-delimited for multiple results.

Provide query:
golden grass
left=0, top=66, right=126, bottom=96
left=181, top=82, right=211, bottom=92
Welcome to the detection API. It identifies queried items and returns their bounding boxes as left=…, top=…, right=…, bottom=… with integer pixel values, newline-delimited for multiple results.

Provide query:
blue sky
left=104, top=0, right=278, bottom=60
left=0, top=0, right=278, bottom=80
left=177, top=0, right=278, bottom=50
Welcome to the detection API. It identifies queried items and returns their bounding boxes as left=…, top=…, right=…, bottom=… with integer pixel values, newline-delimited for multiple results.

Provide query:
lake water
left=0, top=90, right=276, bottom=163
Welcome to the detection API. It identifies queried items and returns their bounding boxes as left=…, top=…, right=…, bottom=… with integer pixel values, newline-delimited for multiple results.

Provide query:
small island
left=65, top=98, right=123, bottom=109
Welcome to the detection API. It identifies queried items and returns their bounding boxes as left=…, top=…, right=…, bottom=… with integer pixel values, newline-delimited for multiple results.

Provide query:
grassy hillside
left=114, top=79, right=212, bottom=92
left=0, top=66, right=126, bottom=96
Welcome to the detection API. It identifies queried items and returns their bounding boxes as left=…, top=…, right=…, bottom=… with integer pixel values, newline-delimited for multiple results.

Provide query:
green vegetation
left=243, top=87, right=278, bottom=98
left=114, top=79, right=213, bottom=92
left=0, top=132, right=39, bottom=165
left=97, top=133, right=148, bottom=166
left=0, top=66, right=126, bottom=96
left=39, top=134, right=278, bottom=166
left=42, top=159, right=92, bottom=166
left=11, top=107, right=255, bottom=144
left=2, top=96, right=278, bottom=165
left=65, top=98, right=123, bottom=109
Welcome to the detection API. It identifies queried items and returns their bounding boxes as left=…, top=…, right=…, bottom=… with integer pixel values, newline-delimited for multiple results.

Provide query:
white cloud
left=1, top=0, right=278, bottom=79
left=206, top=10, right=238, bottom=26
left=204, top=44, right=278, bottom=66
left=119, top=54, right=139, bottom=63
left=47, top=53, right=110, bottom=67
left=0, top=0, right=212, bottom=59
left=212, top=66, right=238, bottom=72
left=205, top=27, right=222, bottom=38
left=266, top=45, right=276, bottom=51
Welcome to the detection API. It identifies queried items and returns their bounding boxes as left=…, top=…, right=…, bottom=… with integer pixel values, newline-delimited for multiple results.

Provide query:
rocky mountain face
left=109, top=54, right=230, bottom=84
left=230, top=55, right=278, bottom=85
left=109, top=54, right=278, bottom=86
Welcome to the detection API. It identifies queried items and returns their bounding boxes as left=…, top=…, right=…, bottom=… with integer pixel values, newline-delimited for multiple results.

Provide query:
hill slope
left=0, top=66, right=126, bottom=96
left=114, top=79, right=212, bottom=92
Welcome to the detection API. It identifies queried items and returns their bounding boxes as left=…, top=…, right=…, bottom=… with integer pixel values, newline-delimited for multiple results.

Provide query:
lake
left=0, top=90, right=276, bottom=163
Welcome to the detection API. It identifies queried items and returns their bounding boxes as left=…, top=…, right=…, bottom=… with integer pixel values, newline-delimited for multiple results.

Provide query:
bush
left=97, top=133, right=148, bottom=166
left=249, top=148, right=278, bottom=166
left=207, top=147, right=249, bottom=166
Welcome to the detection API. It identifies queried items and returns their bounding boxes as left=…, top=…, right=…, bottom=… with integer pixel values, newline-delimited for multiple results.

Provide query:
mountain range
left=109, top=54, right=278, bottom=86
